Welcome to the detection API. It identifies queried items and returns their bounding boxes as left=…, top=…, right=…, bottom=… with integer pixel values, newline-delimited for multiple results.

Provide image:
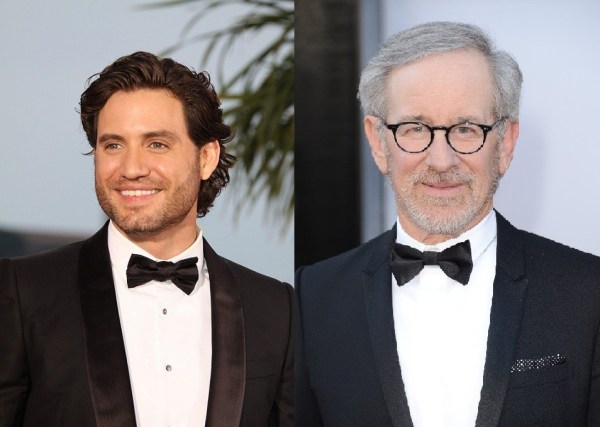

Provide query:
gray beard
left=384, top=140, right=503, bottom=237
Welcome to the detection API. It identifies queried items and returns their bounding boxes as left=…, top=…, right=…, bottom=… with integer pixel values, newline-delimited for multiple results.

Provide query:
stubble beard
left=95, top=164, right=201, bottom=238
left=384, top=142, right=502, bottom=237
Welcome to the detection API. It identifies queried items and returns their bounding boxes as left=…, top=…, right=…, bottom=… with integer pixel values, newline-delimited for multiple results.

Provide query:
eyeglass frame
left=381, top=117, right=507, bottom=154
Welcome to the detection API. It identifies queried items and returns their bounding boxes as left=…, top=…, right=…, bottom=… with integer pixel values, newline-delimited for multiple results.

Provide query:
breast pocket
left=243, top=355, right=281, bottom=412
left=246, top=355, right=279, bottom=380
left=499, top=363, right=569, bottom=427
left=508, top=361, right=569, bottom=389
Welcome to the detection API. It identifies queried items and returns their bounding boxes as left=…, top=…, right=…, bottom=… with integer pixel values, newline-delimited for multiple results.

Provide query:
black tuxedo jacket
left=295, top=213, right=600, bottom=426
left=0, top=224, right=293, bottom=427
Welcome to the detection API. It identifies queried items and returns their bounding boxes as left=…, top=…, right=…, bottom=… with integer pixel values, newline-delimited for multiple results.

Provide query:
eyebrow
left=142, top=130, right=180, bottom=141
left=391, top=115, right=485, bottom=124
left=393, top=114, right=427, bottom=122
left=455, top=116, right=484, bottom=124
left=97, top=133, right=125, bottom=144
left=97, top=130, right=180, bottom=144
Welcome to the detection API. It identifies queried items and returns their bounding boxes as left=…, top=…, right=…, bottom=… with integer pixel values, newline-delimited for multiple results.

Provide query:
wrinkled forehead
left=383, top=49, right=495, bottom=121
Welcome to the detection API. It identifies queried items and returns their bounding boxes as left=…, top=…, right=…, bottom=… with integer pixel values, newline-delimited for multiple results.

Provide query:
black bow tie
left=390, top=240, right=473, bottom=286
left=126, top=254, right=199, bottom=295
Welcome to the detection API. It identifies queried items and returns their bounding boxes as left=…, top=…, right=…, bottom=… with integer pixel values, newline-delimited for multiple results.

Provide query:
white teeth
left=120, top=189, right=158, bottom=197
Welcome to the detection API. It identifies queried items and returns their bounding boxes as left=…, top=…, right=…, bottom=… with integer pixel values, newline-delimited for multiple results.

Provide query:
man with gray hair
left=295, top=22, right=600, bottom=426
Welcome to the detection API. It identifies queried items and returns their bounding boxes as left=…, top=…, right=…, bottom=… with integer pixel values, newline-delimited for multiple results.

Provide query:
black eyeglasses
left=382, top=118, right=505, bottom=154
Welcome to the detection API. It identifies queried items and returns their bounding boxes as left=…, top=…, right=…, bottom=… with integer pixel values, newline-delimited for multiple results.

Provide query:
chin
left=109, top=212, right=160, bottom=234
left=406, top=203, right=481, bottom=236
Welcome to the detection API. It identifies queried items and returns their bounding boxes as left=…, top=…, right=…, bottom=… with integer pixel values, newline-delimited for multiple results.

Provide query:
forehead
left=98, top=89, right=186, bottom=131
left=385, top=48, right=495, bottom=122
left=100, top=89, right=184, bottom=117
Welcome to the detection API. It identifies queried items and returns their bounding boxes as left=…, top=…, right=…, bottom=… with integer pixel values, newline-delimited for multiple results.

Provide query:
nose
left=120, top=146, right=151, bottom=179
left=425, top=129, right=460, bottom=172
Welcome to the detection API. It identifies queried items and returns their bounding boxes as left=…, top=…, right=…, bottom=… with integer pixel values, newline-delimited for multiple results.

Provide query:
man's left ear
left=199, top=140, right=220, bottom=180
left=498, top=119, right=519, bottom=176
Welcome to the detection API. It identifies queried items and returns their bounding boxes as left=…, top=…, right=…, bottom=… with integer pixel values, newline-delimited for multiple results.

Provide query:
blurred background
left=0, top=0, right=294, bottom=283
left=4, top=1, right=600, bottom=278
left=296, top=0, right=600, bottom=267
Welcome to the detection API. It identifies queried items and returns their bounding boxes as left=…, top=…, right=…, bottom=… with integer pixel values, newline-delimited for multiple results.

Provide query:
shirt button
left=163, top=308, right=167, bottom=315
left=166, top=364, right=172, bottom=371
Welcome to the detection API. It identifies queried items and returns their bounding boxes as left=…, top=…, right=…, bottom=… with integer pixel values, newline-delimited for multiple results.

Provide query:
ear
left=199, top=140, right=220, bottom=180
left=498, top=119, right=519, bottom=176
left=364, top=115, right=390, bottom=175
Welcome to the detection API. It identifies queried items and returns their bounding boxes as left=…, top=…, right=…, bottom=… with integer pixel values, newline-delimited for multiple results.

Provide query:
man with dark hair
left=0, top=52, right=293, bottom=427
left=295, top=22, right=600, bottom=426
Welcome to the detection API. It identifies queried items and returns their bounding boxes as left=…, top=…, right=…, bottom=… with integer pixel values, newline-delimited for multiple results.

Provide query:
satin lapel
left=203, top=240, right=246, bottom=427
left=78, top=223, right=136, bottom=427
left=363, top=226, right=414, bottom=427
left=475, top=213, right=529, bottom=427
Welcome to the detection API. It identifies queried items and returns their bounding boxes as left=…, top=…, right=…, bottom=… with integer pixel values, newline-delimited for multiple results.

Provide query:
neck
left=399, top=205, right=493, bottom=246
left=115, top=221, right=199, bottom=259
left=401, top=225, right=456, bottom=246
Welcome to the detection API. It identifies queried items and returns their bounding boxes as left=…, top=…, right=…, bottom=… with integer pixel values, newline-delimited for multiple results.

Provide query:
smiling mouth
left=119, top=189, right=159, bottom=197
left=420, top=182, right=466, bottom=197
left=423, top=182, right=463, bottom=188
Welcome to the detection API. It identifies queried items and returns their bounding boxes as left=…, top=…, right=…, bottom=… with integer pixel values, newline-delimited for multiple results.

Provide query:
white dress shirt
left=108, top=222, right=212, bottom=427
left=392, top=210, right=497, bottom=427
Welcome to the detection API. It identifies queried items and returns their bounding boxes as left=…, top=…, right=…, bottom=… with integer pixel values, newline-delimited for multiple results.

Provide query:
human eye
left=103, top=142, right=122, bottom=151
left=450, top=123, right=483, bottom=142
left=456, top=125, right=475, bottom=134
left=148, top=141, right=168, bottom=150
left=398, top=123, right=426, bottom=137
left=454, top=123, right=481, bottom=136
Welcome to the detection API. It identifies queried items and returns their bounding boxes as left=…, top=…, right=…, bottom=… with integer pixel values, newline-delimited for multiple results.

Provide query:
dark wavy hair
left=80, top=51, right=236, bottom=217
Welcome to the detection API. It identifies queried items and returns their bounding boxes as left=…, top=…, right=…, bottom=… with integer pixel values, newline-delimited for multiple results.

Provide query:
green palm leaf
left=140, top=0, right=294, bottom=226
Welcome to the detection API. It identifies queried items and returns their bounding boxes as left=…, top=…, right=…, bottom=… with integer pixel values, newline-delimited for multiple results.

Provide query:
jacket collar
left=79, top=223, right=137, bottom=427
left=203, top=239, right=246, bottom=427
left=363, top=224, right=414, bottom=427
left=475, top=211, right=528, bottom=427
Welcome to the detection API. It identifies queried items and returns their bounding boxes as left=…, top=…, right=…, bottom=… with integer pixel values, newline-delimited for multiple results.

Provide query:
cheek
left=388, top=149, right=424, bottom=176
left=163, top=159, right=196, bottom=182
left=475, top=155, right=499, bottom=190
left=152, top=160, right=196, bottom=185
left=94, top=155, right=124, bottom=183
left=468, top=143, right=499, bottom=176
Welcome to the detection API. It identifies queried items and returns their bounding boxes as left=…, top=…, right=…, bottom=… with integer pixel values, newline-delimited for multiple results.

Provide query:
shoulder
left=205, top=247, right=293, bottom=322
left=498, top=213, right=600, bottom=266
left=0, top=225, right=110, bottom=290
left=0, top=238, right=91, bottom=307
left=295, top=227, right=395, bottom=295
left=1, top=224, right=107, bottom=275
left=524, top=231, right=599, bottom=264
left=2, top=239, right=85, bottom=276
left=299, top=227, right=395, bottom=275
left=497, top=213, right=600, bottom=283
left=203, top=238, right=291, bottom=299
left=223, top=256, right=293, bottom=301
left=218, top=257, right=293, bottom=344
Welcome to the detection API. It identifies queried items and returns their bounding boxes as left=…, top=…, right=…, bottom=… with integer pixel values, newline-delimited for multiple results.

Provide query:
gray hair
left=358, top=22, right=523, bottom=121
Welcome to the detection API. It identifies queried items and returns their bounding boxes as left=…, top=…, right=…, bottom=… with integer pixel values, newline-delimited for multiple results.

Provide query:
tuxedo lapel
left=78, top=223, right=137, bottom=427
left=203, top=240, right=246, bottom=427
left=475, top=213, right=529, bottom=427
left=363, top=226, right=414, bottom=427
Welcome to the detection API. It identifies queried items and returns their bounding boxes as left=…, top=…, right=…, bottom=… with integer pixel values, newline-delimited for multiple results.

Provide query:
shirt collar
left=396, top=210, right=497, bottom=263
